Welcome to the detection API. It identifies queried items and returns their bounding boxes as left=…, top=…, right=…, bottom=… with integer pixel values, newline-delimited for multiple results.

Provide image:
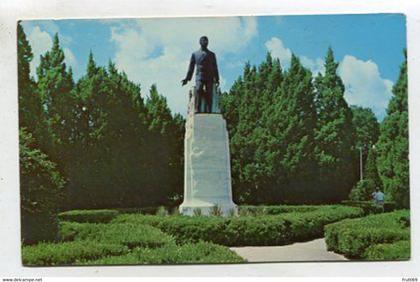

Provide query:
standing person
left=181, top=36, right=220, bottom=113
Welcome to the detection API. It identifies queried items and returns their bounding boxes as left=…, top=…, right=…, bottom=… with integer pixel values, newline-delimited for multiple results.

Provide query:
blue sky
left=21, top=14, right=406, bottom=120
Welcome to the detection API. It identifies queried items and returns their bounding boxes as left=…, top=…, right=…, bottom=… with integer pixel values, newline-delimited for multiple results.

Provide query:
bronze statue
left=181, top=36, right=219, bottom=113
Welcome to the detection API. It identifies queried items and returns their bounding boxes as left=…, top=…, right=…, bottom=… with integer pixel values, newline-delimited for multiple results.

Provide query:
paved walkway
left=230, top=238, right=347, bottom=262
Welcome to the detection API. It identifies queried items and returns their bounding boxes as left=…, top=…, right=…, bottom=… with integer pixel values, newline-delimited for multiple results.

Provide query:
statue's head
left=199, top=36, right=209, bottom=48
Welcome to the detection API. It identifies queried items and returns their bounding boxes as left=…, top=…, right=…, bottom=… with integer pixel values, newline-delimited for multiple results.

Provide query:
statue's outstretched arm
left=186, top=53, right=195, bottom=81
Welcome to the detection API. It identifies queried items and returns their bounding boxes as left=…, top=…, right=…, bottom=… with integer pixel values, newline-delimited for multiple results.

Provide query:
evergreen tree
left=351, top=105, right=380, bottom=150
left=350, top=105, right=380, bottom=181
left=67, top=54, right=111, bottom=208
left=222, top=54, right=319, bottom=204
left=146, top=85, right=185, bottom=205
left=17, top=22, right=50, bottom=149
left=314, top=48, right=357, bottom=202
left=221, top=55, right=285, bottom=203
left=18, top=24, right=66, bottom=242
left=36, top=33, right=76, bottom=164
left=103, top=63, right=152, bottom=207
left=376, top=51, right=409, bottom=208
left=263, top=54, right=318, bottom=203
left=146, top=84, right=174, bottom=135
left=221, top=62, right=258, bottom=203
left=18, top=22, right=37, bottom=129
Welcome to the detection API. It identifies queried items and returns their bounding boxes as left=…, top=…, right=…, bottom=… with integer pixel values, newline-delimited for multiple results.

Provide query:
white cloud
left=265, top=37, right=292, bottom=69
left=110, top=17, right=258, bottom=116
left=265, top=37, right=325, bottom=76
left=265, top=37, right=392, bottom=119
left=338, top=55, right=393, bottom=119
left=24, top=25, right=78, bottom=79
left=63, top=47, right=78, bottom=73
left=300, top=56, right=325, bottom=76
left=27, top=26, right=52, bottom=78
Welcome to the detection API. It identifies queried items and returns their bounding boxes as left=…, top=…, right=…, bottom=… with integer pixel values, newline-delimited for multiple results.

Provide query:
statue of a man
left=181, top=36, right=219, bottom=113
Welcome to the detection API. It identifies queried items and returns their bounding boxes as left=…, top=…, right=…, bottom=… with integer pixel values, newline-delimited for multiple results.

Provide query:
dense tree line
left=221, top=50, right=356, bottom=204
left=221, top=49, right=409, bottom=207
left=18, top=22, right=184, bottom=229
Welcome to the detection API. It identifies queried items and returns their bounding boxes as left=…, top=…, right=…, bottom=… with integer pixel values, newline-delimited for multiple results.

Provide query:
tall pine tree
left=146, top=85, right=185, bottom=205
left=18, top=22, right=50, bottom=149
left=376, top=51, right=409, bottom=208
left=67, top=53, right=111, bottom=208
left=314, top=48, right=357, bottom=202
left=36, top=33, right=76, bottom=165
left=263, top=54, right=318, bottom=203
left=221, top=54, right=285, bottom=203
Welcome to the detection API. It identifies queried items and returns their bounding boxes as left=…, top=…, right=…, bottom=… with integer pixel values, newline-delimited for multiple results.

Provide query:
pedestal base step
left=179, top=202, right=238, bottom=217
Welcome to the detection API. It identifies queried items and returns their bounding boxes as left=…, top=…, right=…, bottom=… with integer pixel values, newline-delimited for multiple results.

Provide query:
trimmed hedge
left=238, top=205, right=321, bottom=216
left=324, top=210, right=410, bottom=259
left=363, top=240, right=410, bottom=260
left=112, top=205, right=363, bottom=246
left=22, top=240, right=128, bottom=266
left=59, top=221, right=173, bottom=248
left=115, top=207, right=162, bottom=215
left=58, top=209, right=119, bottom=223
left=80, top=241, right=244, bottom=265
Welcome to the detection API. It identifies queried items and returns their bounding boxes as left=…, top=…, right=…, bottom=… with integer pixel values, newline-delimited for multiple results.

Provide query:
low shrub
left=363, top=240, right=410, bottom=261
left=59, top=221, right=100, bottom=241
left=210, top=205, right=222, bottom=216
left=59, top=221, right=173, bottom=248
left=171, top=207, right=180, bottom=216
left=324, top=210, right=410, bottom=259
left=155, top=206, right=169, bottom=216
left=193, top=208, right=202, bottom=216
left=80, top=241, right=244, bottom=265
left=58, top=209, right=119, bottom=223
left=112, top=205, right=363, bottom=246
left=348, top=179, right=376, bottom=202
left=22, top=240, right=128, bottom=266
left=341, top=200, right=396, bottom=214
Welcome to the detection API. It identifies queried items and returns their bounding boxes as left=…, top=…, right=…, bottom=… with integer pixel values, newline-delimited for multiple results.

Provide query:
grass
left=60, top=221, right=174, bottom=248
left=22, top=240, right=128, bottom=266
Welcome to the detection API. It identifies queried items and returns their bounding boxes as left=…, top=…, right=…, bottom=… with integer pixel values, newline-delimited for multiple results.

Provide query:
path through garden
left=230, top=238, right=347, bottom=262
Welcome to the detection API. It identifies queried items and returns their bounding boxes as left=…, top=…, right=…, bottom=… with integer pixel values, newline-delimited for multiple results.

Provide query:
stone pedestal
left=179, top=90, right=237, bottom=215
